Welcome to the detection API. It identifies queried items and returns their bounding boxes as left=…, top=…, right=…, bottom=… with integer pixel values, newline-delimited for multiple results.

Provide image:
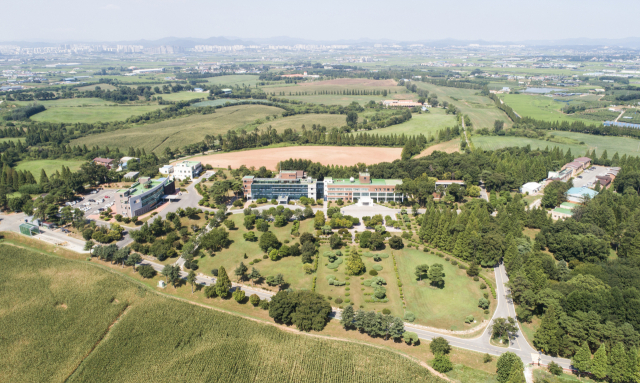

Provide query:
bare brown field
left=417, top=139, right=461, bottom=157
left=186, top=146, right=403, bottom=170
left=300, top=78, right=398, bottom=87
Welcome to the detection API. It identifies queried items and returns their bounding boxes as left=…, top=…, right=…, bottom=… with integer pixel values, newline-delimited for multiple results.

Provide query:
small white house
left=173, top=161, right=203, bottom=181
left=159, top=164, right=174, bottom=176
left=520, top=182, right=543, bottom=195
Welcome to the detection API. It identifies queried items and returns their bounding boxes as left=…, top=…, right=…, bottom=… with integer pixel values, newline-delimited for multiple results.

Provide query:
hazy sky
left=3, top=0, right=638, bottom=43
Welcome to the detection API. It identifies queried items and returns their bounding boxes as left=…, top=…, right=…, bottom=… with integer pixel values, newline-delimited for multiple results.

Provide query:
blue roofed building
left=566, top=186, right=598, bottom=204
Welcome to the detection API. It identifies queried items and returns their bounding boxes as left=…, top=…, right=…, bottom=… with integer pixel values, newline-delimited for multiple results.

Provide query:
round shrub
left=369, top=270, right=378, bottom=276
left=451, top=260, right=458, bottom=266
left=473, top=276, right=479, bottom=281
left=259, top=300, right=270, bottom=310
left=335, top=297, right=343, bottom=304
left=345, top=287, right=350, bottom=291
left=404, top=311, right=416, bottom=322
left=445, top=257, right=450, bottom=261
left=484, top=309, right=490, bottom=314
left=483, top=292, right=489, bottom=299
left=372, top=264, right=383, bottom=271
left=382, top=308, right=391, bottom=315
left=480, top=283, right=487, bottom=289
left=263, top=254, right=268, bottom=259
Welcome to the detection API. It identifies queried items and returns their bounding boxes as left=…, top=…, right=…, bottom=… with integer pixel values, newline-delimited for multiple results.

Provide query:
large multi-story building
left=115, top=177, right=175, bottom=217
left=243, top=170, right=321, bottom=203
left=324, top=172, right=403, bottom=204
left=173, top=161, right=203, bottom=181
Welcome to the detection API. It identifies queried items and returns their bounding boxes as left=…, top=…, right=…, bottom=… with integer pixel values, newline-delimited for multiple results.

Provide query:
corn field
left=1, top=245, right=443, bottom=383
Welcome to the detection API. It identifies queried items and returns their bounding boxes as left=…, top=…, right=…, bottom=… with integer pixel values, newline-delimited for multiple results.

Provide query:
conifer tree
left=345, top=250, right=366, bottom=276
left=215, top=266, right=232, bottom=298
left=626, top=346, right=640, bottom=383
left=506, top=361, right=526, bottom=383
left=572, top=341, right=592, bottom=377
left=609, top=342, right=628, bottom=383
left=534, top=305, right=560, bottom=355
left=39, top=169, right=49, bottom=185
left=591, top=343, right=608, bottom=381
left=340, top=305, right=355, bottom=329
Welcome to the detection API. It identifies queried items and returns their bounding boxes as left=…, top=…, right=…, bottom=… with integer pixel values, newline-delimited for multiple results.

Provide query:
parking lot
left=573, top=165, right=610, bottom=188
left=65, top=188, right=118, bottom=217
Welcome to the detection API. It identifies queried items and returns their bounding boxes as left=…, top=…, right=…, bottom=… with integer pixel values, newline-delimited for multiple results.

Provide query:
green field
left=363, top=109, right=458, bottom=137
left=76, top=84, right=118, bottom=91
left=12, top=97, right=115, bottom=108
left=207, top=74, right=260, bottom=87
left=0, top=245, right=441, bottom=383
left=396, top=249, right=488, bottom=330
left=414, top=83, right=511, bottom=130
left=277, top=94, right=408, bottom=106
left=15, top=159, right=85, bottom=181
left=257, top=113, right=348, bottom=132
left=472, top=132, right=640, bottom=158
left=71, top=104, right=285, bottom=153
left=499, top=94, right=596, bottom=124
left=157, top=91, right=207, bottom=102
left=31, top=105, right=162, bottom=124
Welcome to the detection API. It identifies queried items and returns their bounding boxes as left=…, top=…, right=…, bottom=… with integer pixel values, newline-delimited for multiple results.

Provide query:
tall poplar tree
left=215, top=266, right=232, bottom=298
left=591, top=343, right=608, bottom=381
left=572, top=341, right=592, bottom=377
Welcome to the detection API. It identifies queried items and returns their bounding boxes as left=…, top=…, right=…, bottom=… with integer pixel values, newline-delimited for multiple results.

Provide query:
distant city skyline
left=3, top=0, right=639, bottom=43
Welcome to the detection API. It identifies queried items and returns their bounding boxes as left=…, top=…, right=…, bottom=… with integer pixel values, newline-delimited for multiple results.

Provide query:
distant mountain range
left=3, top=36, right=640, bottom=49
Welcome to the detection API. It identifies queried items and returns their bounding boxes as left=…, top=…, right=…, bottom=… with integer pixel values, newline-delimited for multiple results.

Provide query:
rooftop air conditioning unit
left=350, top=177, right=355, bottom=183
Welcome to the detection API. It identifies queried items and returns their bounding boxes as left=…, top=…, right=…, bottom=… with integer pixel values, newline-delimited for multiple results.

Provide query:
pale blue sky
left=2, top=0, right=638, bottom=43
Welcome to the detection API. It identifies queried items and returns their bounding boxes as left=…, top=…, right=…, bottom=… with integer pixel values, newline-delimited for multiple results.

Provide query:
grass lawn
left=363, top=108, right=458, bottom=138
left=31, top=105, right=162, bottom=124
left=520, top=315, right=541, bottom=347
left=395, top=249, right=488, bottom=330
left=195, top=214, right=316, bottom=292
left=471, top=136, right=584, bottom=154
left=256, top=113, right=347, bottom=132
left=551, top=131, right=640, bottom=157
left=415, top=83, right=512, bottom=130
left=500, top=94, right=596, bottom=125
left=16, top=159, right=85, bottom=181
left=70, top=104, right=285, bottom=153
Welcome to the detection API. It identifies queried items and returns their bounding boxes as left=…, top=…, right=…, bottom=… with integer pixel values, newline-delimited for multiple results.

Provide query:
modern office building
left=324, top=172, right=404, bottom=204
left=173, top=161, right=203, bottom=181
left=115, top=177, right=175, bottom=217
left=243, top=170, right=321, bottom=203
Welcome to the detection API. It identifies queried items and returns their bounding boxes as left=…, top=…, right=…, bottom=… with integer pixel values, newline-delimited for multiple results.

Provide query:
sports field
left=414, top=83, right=511, bottom=130
left=0, top=245, right=442, bottom=383
left=256, top=113, right=347, bottom=132
left=363, top=109, right=458, bottom=137
left=71, top=104, right=285, bottom=153
left=189, top=146, right=403, bottom=170
left=15, top=159, right=85, bottom=181
left=31, top=105, right=161, bottom=124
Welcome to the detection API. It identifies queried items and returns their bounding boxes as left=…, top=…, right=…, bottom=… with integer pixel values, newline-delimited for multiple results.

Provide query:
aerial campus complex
left=243, top=170, right=404, bottom=204
left=3, top=7, right=640, bottom=381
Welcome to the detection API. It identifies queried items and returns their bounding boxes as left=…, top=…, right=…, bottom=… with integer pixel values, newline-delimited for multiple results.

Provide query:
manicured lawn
left=363, top=108, right=458, bottom=138
left=71, top=104, right=285, bottom=153
left=16, top=159, right=85, bottom=181
left=395, top=248, right=488, bottom=330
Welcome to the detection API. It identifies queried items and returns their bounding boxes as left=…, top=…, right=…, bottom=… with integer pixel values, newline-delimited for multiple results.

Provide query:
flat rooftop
left=117, top=178, right=167, bottom=196
left=330, top=178, right=402, bottom=186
